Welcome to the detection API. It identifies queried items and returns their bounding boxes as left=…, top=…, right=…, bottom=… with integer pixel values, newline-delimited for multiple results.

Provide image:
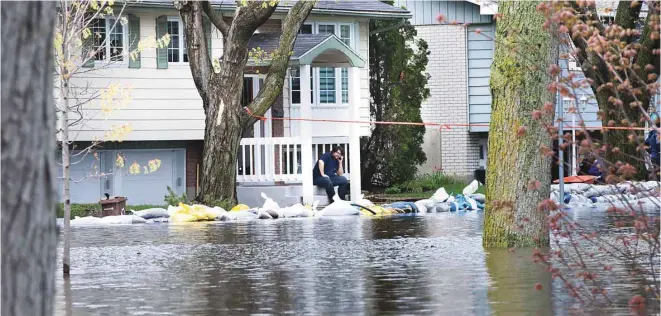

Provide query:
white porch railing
left=236, top=137, right=350, bottom=183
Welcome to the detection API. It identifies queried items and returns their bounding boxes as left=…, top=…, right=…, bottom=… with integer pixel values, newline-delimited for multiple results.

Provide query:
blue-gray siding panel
left=395, top=0, right=492, bottom=25
left=467, top=23, right=495, bottom=132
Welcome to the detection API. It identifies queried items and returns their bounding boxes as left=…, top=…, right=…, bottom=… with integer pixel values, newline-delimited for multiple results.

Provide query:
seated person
left=312, top=146, right=348, bottom=202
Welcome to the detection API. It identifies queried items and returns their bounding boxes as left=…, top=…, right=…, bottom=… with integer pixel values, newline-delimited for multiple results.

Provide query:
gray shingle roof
left=131, top=0, right=410, bottom=19
left=248, top=33, right=332, bottom=58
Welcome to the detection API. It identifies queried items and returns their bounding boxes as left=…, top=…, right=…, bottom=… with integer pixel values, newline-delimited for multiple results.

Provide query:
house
left=56, top=0, right=411, bottom=207
left=393, top=0, right=659, bottom=181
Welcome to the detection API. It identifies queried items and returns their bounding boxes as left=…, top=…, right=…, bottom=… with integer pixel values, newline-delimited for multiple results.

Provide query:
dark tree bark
left=569, top=1, right=660, bottom=179
left=483, top=0, right=557, bottom=248
left=177, top=0, right=315, bottom=203
left=1, top=2, right=58, bottom=316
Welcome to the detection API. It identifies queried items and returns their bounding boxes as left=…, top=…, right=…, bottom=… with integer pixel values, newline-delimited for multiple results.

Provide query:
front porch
left=236, top=33, right=365, bottom=206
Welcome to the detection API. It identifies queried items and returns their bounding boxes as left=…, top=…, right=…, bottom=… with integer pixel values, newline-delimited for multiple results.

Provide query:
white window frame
left=91, top=17, right=129, bottom=66
left=167, top=17, right=188, bottom=64
left=290, top=21, right=355, bottom=108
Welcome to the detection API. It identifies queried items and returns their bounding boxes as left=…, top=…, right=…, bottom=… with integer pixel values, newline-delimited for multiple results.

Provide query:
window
left=319, top=67, right=336, bottom=103
left=167, top=18, right=188, bottom=63
left=90, top=18, right=125, bottom=61
left=317, top=24, right=335, bottom=35
left=299, top=24, right=313, bottom=34
left=290, top=22, right=355, bottom=106
left=290, top=67, right=314, bottom=104
left=341, top=68, right=349, bottom=103
left=339, top=24, right=352, bottom=46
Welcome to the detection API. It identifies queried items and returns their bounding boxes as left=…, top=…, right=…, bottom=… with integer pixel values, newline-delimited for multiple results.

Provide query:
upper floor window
left=91, top=18, right=126, bottom=61
left=167, top=18, right=188, bottom=63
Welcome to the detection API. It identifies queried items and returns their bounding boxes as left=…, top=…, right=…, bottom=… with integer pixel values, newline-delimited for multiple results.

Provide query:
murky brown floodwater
left=54, top=208, right=659, bottom=316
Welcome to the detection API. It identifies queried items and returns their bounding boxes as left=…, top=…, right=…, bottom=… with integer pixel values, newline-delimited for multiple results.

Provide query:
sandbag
left=469, top=194, right=486, bottom=204
left=146, top=217, right=169, bottom=224
left=99, top=215, right=147, bottom=225
left=263, top=208, right=281, bottom=219
left=356, top=194, right=375, bottom=207
left=431, top=188, right=449, bottom=203
left=462, top=180, right=479, bottom=196
left=70, top=216, right=104, bottom=226
left=317, top=194, right=359, bottom=216
left=226, top=211, right=259, bottom=221
left=435, top=203, right=452, bottom=212
left=130, top=208, right=169, bottom=219
left=414, top=201, right=428, bottom=214
left=261, top=192, right=280, bottom=210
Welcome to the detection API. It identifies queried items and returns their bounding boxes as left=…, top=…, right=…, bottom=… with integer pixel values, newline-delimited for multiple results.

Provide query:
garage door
left=118, top=149, right=185, bottom=205
left=55, top=151, right=104, bottom=204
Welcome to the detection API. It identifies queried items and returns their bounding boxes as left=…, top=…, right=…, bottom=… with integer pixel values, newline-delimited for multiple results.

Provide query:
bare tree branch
left=246, top=0, right=315, bottom=121
left=201, top=1, right=229, bottom=37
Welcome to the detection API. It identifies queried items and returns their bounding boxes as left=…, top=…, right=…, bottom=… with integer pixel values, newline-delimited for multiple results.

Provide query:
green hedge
left=56, top=203, right=165, bottom=219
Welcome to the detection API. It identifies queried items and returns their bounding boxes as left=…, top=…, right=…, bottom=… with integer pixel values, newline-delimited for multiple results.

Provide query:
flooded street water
left=54, top=209, right=659, bottom=315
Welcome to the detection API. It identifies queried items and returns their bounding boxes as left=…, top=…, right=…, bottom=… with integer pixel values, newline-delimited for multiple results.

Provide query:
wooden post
left=348, top=66, right=361, bottom=202
left=300, top=65, right=314, bottom=204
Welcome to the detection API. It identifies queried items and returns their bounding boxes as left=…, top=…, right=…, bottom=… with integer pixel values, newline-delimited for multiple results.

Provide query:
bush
left=402, top=171, right=464, bottom=192
left=384, top=186, right=402, bottom=194
left=164, top=186, right=187, bottom=206
left=56, top=203, right=164, bottom=219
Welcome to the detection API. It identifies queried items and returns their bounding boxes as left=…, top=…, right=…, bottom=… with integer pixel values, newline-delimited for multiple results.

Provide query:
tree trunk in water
left=1, top=2, right=58, bottom=315
left=483, top=0, right=557, bottom=248
left=61, top=75, right=72, bottom=276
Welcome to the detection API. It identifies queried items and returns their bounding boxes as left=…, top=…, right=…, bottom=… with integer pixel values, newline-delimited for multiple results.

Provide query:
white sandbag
left=167, top=205, right=179, bottom=217
left=208, top=206, right=229, bottom=220
left=280, top=203, right=306, bottom=218
left=431, top=188, right=449, bottom=203
left=466, top=197, right=478, bottom=211
left=130, top=208, right=169, bottom=219
left=99, top=215, right=147, bottom=225
left=462, top=180, right=479, bottom=196
left=414, top=201, right=427, bottom=214
left=318, top=207, right=360, bottom=216
left=146, top=217, right=169, bottom=224
left=417, top=199, right=435, bottom=209
left=261, top=192, right=280, bottom=210
left=70, top=216, right=104, bottom=226
left=355, top=194, right=375, bottom=207
left=226, top=211, right=259, bottom=221
left=317, top=195, right=359, bottom=216
left=643, top=181, right=660, bottom=191
left=470, top=194, right=486, bottom=204
left=447, top=196, right=455, bottom=203
left=435, top=203, right=452, bottom=212
left=263, top=208, right=282, bottom=219
left=257, top=209, right=273, bottom=219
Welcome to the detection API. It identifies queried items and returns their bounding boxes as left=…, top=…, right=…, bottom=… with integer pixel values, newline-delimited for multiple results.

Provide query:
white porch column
left=300, top=64, right=314, bottom=204
left=348, top=66, right=362, bottom=202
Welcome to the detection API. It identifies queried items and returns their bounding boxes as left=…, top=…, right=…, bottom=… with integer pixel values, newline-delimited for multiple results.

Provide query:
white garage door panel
left=56, top=152, right=103, bottom=204
left=120, top=150, right=175, bottom=205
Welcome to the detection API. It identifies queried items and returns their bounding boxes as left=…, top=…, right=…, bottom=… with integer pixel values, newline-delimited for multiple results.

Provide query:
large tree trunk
left=483, top=0, right=557, bottom=248
left=178, top=1, right=314, bottom=204
left=1, top=2, right=58, bottom=315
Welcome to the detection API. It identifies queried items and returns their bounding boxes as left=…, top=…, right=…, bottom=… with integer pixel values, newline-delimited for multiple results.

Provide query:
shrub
left=384, top=186, right=402, bottom=194
left=164, top=186, right=187, bottom=206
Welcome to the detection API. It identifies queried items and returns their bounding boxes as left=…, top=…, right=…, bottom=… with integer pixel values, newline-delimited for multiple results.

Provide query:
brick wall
left=414, top=24, right=481, bottom=179
left=185, top=140, right=204, bottom=197
left=272, top=95, right=284, bottom=174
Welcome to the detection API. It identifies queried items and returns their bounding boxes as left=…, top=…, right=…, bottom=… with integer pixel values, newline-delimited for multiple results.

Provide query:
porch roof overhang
left=246, top=33, right=365, bottom=68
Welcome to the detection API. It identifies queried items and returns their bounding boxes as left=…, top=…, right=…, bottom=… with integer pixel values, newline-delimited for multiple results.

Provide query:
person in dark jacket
left=312, top=146, right=348, bottom=202
left=645, top=113, right=660, bottom=176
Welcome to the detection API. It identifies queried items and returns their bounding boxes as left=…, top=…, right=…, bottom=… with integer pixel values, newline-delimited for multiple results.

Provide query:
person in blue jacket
left=645, top=113, right=660, bottom=172
left=312, top=146, right=349, bottom=202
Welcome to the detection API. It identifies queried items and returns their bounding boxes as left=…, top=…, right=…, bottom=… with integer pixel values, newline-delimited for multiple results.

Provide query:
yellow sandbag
left=230, top=204, right=250, bottom=212
left=371, top=205, right=388, bottom=215
left=360, top=209, right=374, bottom=217
left=171, top=212, right=197, bottom=223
